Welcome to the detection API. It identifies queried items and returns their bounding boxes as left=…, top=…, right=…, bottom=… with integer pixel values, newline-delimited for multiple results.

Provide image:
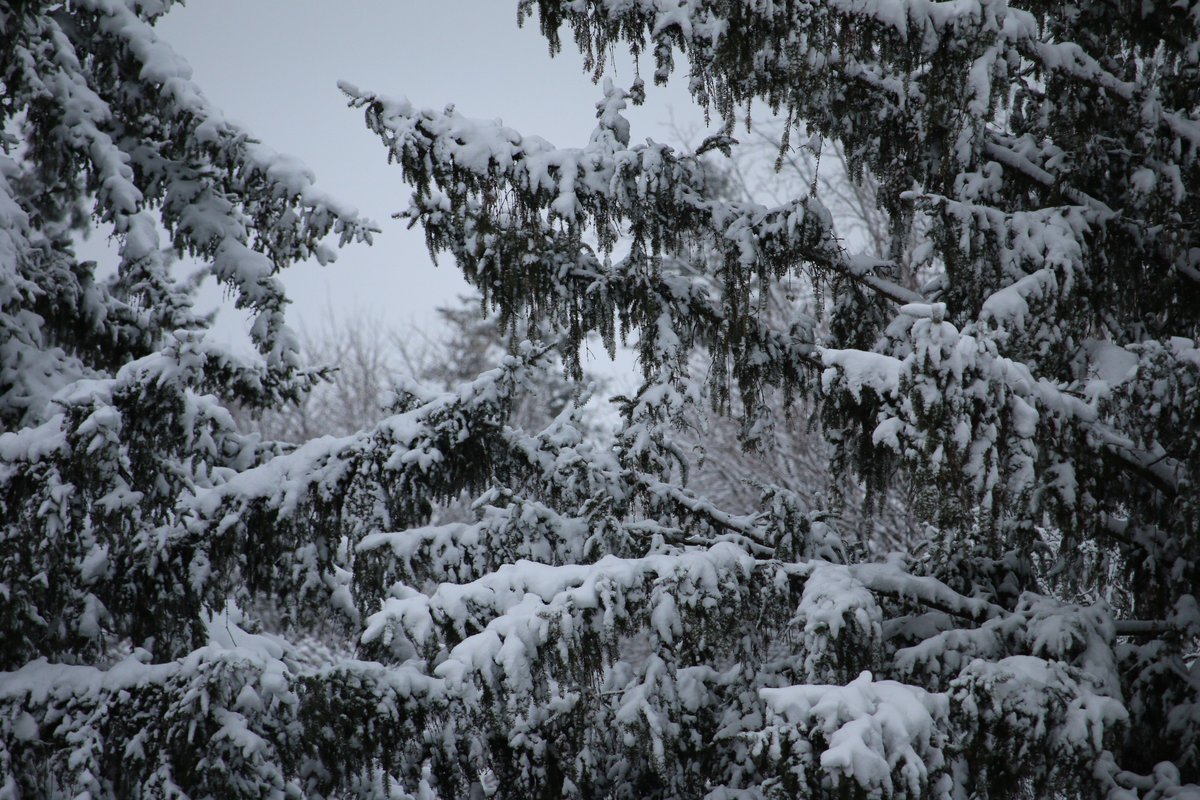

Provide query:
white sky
left=152, top=0, right=711, bottom=365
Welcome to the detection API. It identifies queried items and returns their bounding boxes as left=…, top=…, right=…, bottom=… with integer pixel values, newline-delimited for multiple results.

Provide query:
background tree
left=669, top=120, right=928, bottom=552
left=2, top=3, right=1198, bottom=800
left=237, top=295, right=588, bottom=443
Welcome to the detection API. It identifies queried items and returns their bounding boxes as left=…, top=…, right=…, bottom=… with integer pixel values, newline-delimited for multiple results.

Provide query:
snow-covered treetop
left=342, top=0, right=1200, bottom=612
left=1, top=0, right=376, bottom=429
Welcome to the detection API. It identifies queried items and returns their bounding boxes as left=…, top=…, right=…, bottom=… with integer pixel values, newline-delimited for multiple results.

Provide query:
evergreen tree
left=3, top=3, right=1198, bottom=800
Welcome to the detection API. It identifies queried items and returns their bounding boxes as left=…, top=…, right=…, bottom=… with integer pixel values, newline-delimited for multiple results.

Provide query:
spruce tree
left=3, top=2, right=1198, bottom=799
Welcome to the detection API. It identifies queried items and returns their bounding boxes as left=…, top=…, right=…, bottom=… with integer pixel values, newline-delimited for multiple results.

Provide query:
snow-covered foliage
left=3, top=1, right=1199, bottom=799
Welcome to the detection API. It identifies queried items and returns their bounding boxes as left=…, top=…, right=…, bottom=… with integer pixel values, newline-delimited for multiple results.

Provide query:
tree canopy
left=2, top=1, right=1198, bottom=799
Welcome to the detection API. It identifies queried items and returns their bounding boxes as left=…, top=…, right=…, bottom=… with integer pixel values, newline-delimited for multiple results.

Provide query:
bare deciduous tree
left=669, top=115, right=928, bottom=552
left=236, top=295, right=591, bottom=444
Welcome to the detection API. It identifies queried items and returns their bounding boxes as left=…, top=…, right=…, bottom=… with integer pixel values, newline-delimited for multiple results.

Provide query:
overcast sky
left=151, top=1, right=709, bottom=365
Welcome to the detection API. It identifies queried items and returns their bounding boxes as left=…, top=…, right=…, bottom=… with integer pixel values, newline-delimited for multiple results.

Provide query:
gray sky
left=153, top=1, right=709, bottom=361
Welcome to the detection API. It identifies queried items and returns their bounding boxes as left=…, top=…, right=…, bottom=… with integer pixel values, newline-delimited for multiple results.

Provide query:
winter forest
left=2, top=1, right=1199, bottom=798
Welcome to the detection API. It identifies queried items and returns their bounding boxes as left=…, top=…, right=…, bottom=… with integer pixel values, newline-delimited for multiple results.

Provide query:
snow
left=955, top=655, right=1128, bottom=754
left=363, top=543, right=758, bottom=673
left=763, top=671, right=948, bottom=798
left=820, top=350, right=903, bottom=399
left=0, top=415, right=70, bottom=463
left=1083, top=339, right=1140, bottom=400
left=980, top=268, right=1058, bottom=332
